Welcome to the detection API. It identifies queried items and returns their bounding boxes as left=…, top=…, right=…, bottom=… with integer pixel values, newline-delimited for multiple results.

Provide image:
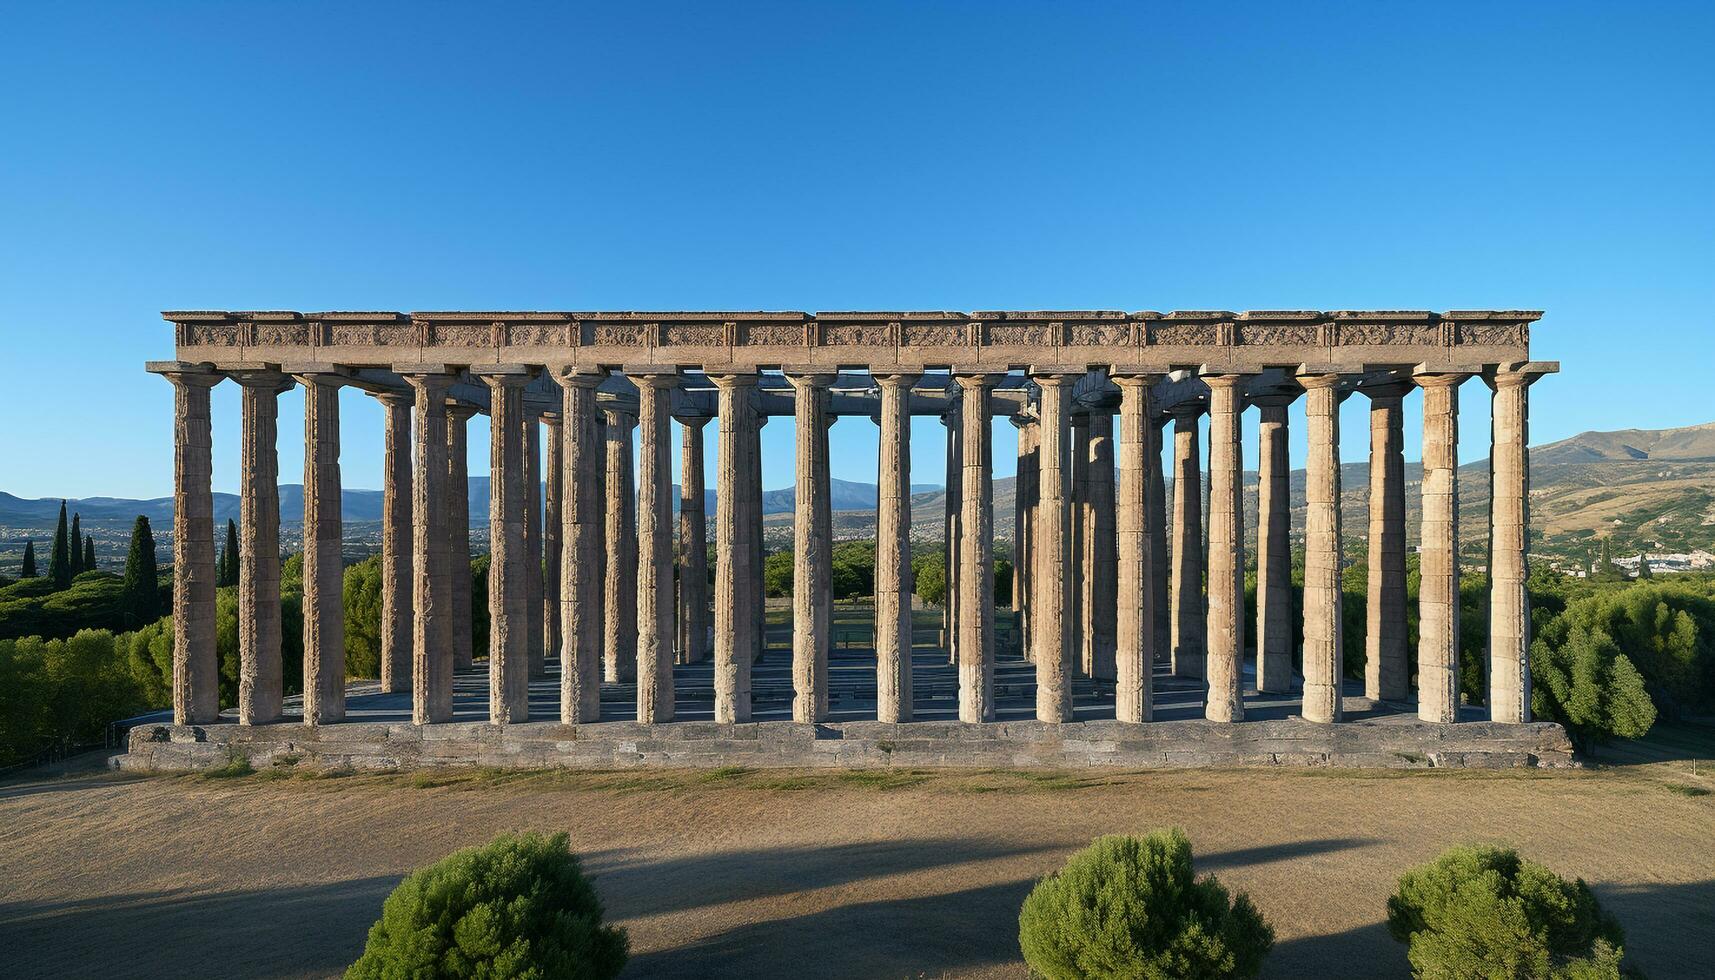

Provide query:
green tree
left=342, top=556, right=383, bottom=679
left=1019, top=829, right=1273, bottom=980
left=912, top=552, right=947, bottom=607
left=83, top=536, right=96, bottom=573
left=70, top=513, right=85, bottom=576
left=1530, top=626, right=1655, bottom=747
left=20, top=540, right=37, bottom=578
left=763, top=550, right=794, bottom=598
left=347, top=831, right=628, bottom=980
left=993, top=557, right=1013, bottom=608
left=1388, top=845, right=1627, bottom=979
left=120, top=516, right=161, bottom=629
left=219, top=519, right=240, bottom=587
left=1635, top=553, right=1651, bottom=580
left=48, top=501, right=71, bottom=589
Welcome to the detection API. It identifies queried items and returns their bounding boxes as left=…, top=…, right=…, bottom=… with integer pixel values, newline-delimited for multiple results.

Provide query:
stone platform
left=117, top=639, right=1575, bottom=772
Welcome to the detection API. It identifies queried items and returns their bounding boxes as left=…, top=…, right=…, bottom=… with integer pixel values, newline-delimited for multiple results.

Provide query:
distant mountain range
left=6, top=422, right=1713, bottom=566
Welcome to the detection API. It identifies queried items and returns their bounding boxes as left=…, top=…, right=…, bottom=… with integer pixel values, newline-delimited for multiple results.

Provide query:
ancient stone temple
left=130, top=310, right=1571, bottom=771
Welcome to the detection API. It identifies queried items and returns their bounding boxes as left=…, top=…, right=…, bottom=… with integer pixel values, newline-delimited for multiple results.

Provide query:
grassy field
left=3, top=731, right=1712, bottom=980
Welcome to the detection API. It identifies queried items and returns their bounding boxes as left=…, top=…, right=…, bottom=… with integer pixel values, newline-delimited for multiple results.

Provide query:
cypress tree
left=20, top=540, right=37, bottom=578
left=121, top=515, right=161, bottom=627
left=48, top=500, right=71, bottom=589
left=219, top=518, right=240, bottom=586
left=83, top=536, right=97, bottom=572
left=70, top=512, right=85, bottom=575
left=1637, top=553, right=1652, bottom=579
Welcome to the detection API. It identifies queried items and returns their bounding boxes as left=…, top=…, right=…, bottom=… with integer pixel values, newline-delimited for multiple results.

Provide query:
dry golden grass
left=2, top=753, right=1711, bottom=979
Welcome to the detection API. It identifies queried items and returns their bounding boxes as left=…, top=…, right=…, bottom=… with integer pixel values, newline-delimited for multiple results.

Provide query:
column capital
left=783, top=368, right=836, bottom=389
left=1358, top=378, right=1416, bottom=402
left=1412, top=370, right=1473, bottom=389
left=1198, top=371, right=1252, bottom=390
left=231, top=369, right=295, bottom=394
left=473, top=364, right=536, bottom=385
left=1485, top=360, right=1559, bottom=390
left=1111, top=371, right=1168, bottom=389
left=873, top=372, right=921, bottom=390
left=625, top=366, right=683, bottom=387
left=673, top=412, right=713, bottom=429
left=447, top=402, right=480, bottom=422
left=1027, top=366, right=1085, bottom=383
left=1295, top=371, right=1344, bottom=391
left=147, top=360, right=221, bottom=387
left=400, top=369, right=456, bottom=399
left=291, top=365, right=353, bottom=388
left=371, top=388, right=414, bottom=406
left=552, top=365, right=605, bottom=388
left=539, top=411, right=562, bottom=426
left=707, top=370, right=759, bottom=390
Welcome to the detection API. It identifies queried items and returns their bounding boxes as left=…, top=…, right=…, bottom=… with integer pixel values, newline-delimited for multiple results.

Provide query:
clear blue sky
left=3, top=1, right=1711, bottom=500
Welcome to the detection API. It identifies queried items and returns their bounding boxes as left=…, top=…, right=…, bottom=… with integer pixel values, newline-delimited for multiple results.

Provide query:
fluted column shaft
left=484, top=373, right=530, bottom=724
left=603, top=409, right=638, bottom=683
left=1254, top=398, right=1293, bottom=695
left=1417, top=374, right=1467, bottom=723
left=1169, top=408, right=1205, bottom=679
left=957, top=374, right=999, bottom=723
left=1033, top=374, right=1076, bottom=722
left=1083, top=409, right=1117, bottom=681
left=1015, top=420, right=1038, bottom=662
left=1301, top=376, right=1345, bottom=723
left=447, top=406, right=475, bottom=672
left=750, top=415, right=767, bottom=663
left=524, top=413, right=545, bottom=679
left=1489, top=368, right=1545, bottom=723
left=406, top=374, right=455, bottom=724
left=712, top=375, right=758, bottom=722
left=543, top=413, right=563, bottom=663
left=556, top=371, right=605, bottom=722
left=941, top=404, right=963, bottom=662
left=875, top=374, right=917, bottom=722
left=1364, top=388, right=1409, bottom=701
left=164, top=369, right=221, bottom=725
left=677, top=417, right=710, bottom=664
left=300, top=373, right=345, bottom=725
left=378, top=392, right=413, bottom=695
left=1114, top=375, right=1159, bottom=723
left=1070, top=414, right=1089, bottom=675
left=635, top=374, right=677, bottom=723
left=235, top=373, right=289, bottom=725
left=1204, top=376, right=1248, bottom=722
left=1150, top=417, right=1171, bottom=667
left=790, top=372, right=834, bottom=723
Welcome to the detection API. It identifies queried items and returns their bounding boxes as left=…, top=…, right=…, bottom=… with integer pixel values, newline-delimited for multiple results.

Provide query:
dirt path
left=2, top=759, right=1711, bottom=979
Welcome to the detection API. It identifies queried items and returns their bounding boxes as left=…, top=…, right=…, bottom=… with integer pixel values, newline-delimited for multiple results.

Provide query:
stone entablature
left=164, top=309, right=1541, bottom=374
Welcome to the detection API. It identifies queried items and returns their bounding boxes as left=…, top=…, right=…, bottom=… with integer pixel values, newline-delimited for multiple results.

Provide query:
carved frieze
left=1242, top=325, right=1321, bottom=347
left=1069, top=323, right=1131, bottom=346
left=1151, top=325, right=1216, bottom=346
left=902, top=323, right=964, bottom=347
left=664, top=323, right=724, bottom=347
left=1459, top=323, right=1527, bottom=346
left=822, top=324, right=893, bottom=346
left=434, top=325, right=491, bottom=348
left=186, top=324, right=240, bottom=348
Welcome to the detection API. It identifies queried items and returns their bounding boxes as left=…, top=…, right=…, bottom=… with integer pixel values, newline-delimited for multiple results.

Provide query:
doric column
left=602, top=406, right=638, bottom=683
left=447, top=405, right=477, bottom=672
left=1362, top=382, right=1411, bottom=701
left=1032, top=372, right=1077, bottom=722
left=711, top=373, right=758, bottom=722
left=940, top=402, right=963, bottom=662
left=377, top=390, right=414, bottom=695
left=404, top=372, right=455, bottom=724
left=788, top=371, right=834, bottom=723
left=1013, top=417, right=1038, bottom=662
left=1300, top=373, right=1346, bottom=723
left=480, top=370, right=531, bottom=724
left=156, top=365, right=221, bottom=725
left=298, top=370, right=346, bottom=725
left=1083, top=407, right=1117, bottom=681
left=554, top=369, right=605, bottom=723
left=750, top=413, right=767, bottom=664
left=235, top=371, right=291, bottom=725
left=1168, top=405, right=1205, bottom=679
left=875, top=373, right=918, bottom=722
left=1488, top=364, right=1553, bottom=723
left=1252, top=394, right=1294, bottom=695
left=542, top=412, right=563, bottom=664
left=1416, top=372, right=1470, bottom=723
left=523, top=411, right=545, bottom=679
left=1069, top=412, right=1089, bottom=675
left=957, top=372, right=1001, bottom=723
left=677, top=415, right=711, bottom=664
left=1113, top=373, right=1161, bottom=723
left=1203, top=375, right=1249, bottom=723
left=1150, top=416, right=1171, bottom=669
left=634, top=372, right=678, bottom=723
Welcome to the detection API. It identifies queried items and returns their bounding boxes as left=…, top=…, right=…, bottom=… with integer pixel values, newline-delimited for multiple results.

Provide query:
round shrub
left=1387, top=845, right=1626, bottom=979
left=347, top=831, right=627, bottom=980
left=1018, top=829, right=1273, bottom=979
